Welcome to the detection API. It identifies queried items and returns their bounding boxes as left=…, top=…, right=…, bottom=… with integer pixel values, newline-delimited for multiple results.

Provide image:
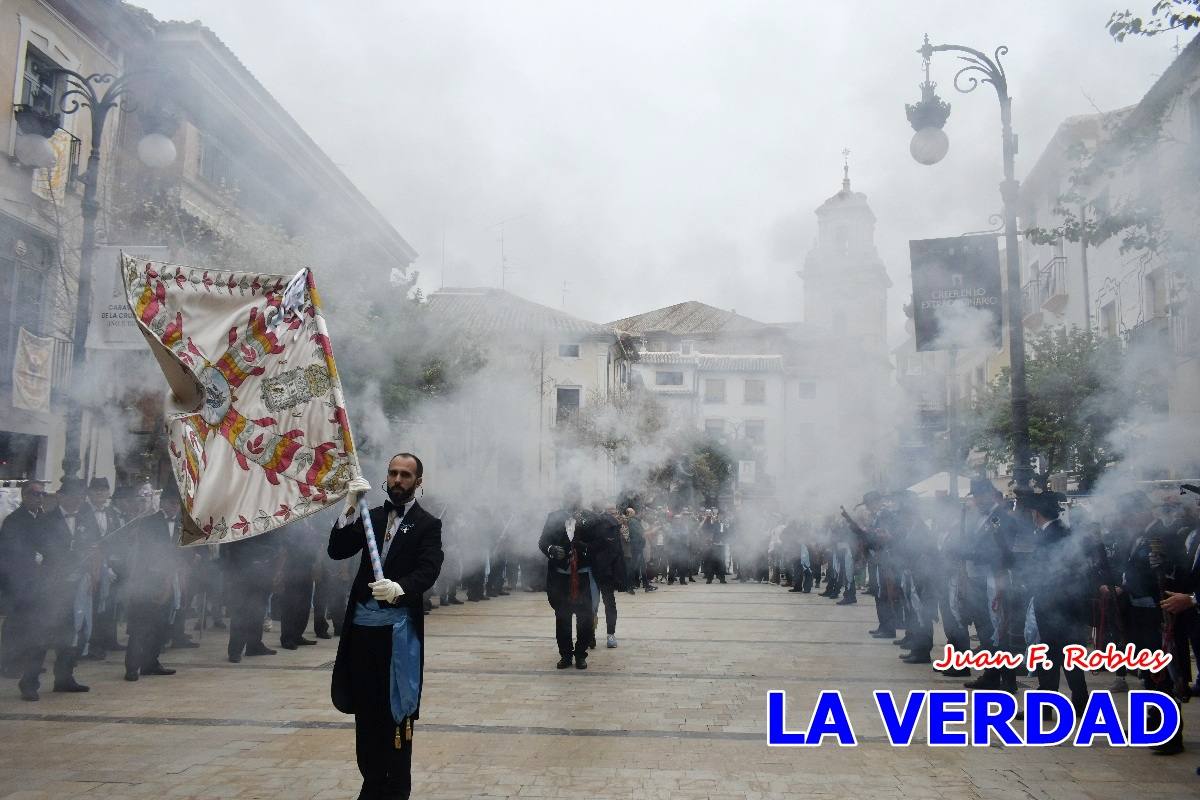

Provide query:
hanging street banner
left=909, top=234, right=1003, bottom=352
left=87, top=246, right=170, bottom=349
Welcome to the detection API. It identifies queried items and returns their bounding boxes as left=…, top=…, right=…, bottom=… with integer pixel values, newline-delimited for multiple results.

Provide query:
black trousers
left=600, top=587, right=618, bottom=636
left=553, top=601, right=594, bottom=658
left=20, top=606, right=76, bottom=689
left=703, top=547, right=726, bottom=581
left=351, top=625, right=413, bottom=800
left=667, top=554, right=689, bottom=584
left=873, top=564, right=900, bottom=633
left=938, top=578, right=970, bottom=653
left=316, top=561, right=352, bottom=636
left=280, top=573, right=314, bottom=645
left=463, top=568, right=486, bottom=600
left=227, top=567, right=271, bottom=657
left=907, top=574, right=941, bottom=656
left=957, top=576, right=996, bottom=649
left=486, top=556, right=508, bottom=595
left=125, top=599, right=171, bottom=673
left=1036, top=626, right=1089, bottom=708
left=1, top=603, right=32, bottom=676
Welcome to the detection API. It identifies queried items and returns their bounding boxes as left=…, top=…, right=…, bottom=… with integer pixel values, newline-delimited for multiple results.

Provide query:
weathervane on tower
left=842, top=148, right=851, bottom=191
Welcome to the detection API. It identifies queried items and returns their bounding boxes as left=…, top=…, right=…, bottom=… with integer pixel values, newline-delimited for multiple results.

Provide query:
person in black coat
left=329, top=453, right=443, bottom=800
left=538, top=485, right=598, bottom=669
left=19, top=478, right=98, bottom=699
left=592, top=505, right=627, bottom=648
left=1023, top=492, right=1092, bottom=713
left=0, top=481, right=47, bottom=680
left=124, top=482, right=182, bottom=682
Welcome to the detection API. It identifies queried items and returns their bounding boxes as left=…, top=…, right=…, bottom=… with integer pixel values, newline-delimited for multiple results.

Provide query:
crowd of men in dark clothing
left=0, top=478, right=353, bottom=700
left=6, top=472, right=1197, bottom=764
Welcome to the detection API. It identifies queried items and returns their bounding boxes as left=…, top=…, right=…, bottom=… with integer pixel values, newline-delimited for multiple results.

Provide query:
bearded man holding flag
left=329, top=452, right=443, bottom=800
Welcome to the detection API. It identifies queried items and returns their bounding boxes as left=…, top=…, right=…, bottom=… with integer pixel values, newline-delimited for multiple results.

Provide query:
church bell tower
left=800, top=151, right=891, bottom=353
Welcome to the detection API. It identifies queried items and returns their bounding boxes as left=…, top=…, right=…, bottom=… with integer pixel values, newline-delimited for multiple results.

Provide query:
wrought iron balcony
left=1039, top=256, right=1068, bottom=312
left=1125, top=314, right=1170, bottom=352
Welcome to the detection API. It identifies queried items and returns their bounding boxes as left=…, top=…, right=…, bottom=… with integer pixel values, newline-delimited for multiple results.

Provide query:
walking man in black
left=539, top=485, right=597, bottom=669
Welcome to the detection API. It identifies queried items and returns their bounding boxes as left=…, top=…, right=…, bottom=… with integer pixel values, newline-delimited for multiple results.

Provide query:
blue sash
left=353, top=600, right=422, bottom=724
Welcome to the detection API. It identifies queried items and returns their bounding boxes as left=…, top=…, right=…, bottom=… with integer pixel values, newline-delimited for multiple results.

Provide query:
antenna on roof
left=489, top=214, right=526, bottom=290
left=561, top=281, right=569, bottom=309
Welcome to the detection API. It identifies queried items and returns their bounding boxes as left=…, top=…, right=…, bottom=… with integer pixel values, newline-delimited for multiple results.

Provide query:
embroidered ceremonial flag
left=121, top=253, right=358, bottom=545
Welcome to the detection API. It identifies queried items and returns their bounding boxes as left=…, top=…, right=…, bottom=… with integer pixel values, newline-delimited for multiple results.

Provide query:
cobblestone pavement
left=1, top=581, right=1198, bottom=799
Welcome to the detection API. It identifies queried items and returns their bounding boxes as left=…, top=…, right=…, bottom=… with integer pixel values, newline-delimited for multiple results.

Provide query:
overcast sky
left=137, top=1, right=1179, bottom=340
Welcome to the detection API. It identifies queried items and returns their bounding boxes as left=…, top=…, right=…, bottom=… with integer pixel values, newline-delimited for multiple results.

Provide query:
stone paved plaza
left=1, top=581, right=1198, bottom=799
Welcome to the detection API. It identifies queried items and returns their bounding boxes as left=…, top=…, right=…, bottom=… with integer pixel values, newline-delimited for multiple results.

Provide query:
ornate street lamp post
left=13, top=69, right=176, bottom=481
left=905, top=35, right=1032, bottom=491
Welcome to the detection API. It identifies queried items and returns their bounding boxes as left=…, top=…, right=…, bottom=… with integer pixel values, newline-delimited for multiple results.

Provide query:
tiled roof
left=638, top=352, right=783, bottom=372
left=426, top=288, right=614, bottom=338
left=609, top=301, right=767, bottom=336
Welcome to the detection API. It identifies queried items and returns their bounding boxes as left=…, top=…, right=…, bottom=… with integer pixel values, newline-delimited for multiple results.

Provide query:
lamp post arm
left=920, top=37, right=1031, bottom=490
left=51, top=70, right=140, bottom=480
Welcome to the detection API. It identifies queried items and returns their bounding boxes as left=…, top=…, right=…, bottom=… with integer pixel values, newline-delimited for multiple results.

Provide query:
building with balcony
left=1018, top=35, right=1200, bottom=426
left=0, top=1, right=417, bottom=490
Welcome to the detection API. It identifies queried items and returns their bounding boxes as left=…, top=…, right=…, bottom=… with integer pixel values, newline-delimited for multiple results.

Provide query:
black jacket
left=591, top=513, right=627, bottom=591
left=328, top=500, right=443, bottom=718
left=0, top=507, right=42, bottom=605
left=539, top=508, right=602, bottom=605
left=1030, top=519, right=1094, bottom=632
left=126, top=511, right=179, bottom=603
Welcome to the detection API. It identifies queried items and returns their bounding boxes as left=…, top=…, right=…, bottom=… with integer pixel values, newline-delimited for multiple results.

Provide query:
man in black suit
left=124, top=482, right=181, bottom=681
left=1024, top=492, right=1092, bottom=713
left=538, top=485, right=599, bottom=669
left=0, top=481, right=46, bottom=680
left=19, top=477, right=98, bottom=699
left=329, top=453, right=444, bottom=800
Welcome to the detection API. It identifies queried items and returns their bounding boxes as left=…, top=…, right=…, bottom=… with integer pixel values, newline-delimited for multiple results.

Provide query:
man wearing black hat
left=854, top=491, right=900, bottom=639
left=1024, top=491, right=1092, bottom=715
left=124, top=482, right=180, bottom=681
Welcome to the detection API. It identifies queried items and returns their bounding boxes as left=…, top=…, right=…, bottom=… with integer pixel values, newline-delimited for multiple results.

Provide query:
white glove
left=369, top=578, right=403, bottom=603
left=34, top=552, right=43, bottom=565
left=344, top=476, right=372, bottom=513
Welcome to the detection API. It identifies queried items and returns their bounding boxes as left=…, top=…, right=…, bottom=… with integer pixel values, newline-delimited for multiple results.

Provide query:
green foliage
left=1108, top=2, right=1200, bottom=40
left=966, top=327, right=1146, bottom=490
left=690, top=441, right=732, bottom=505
